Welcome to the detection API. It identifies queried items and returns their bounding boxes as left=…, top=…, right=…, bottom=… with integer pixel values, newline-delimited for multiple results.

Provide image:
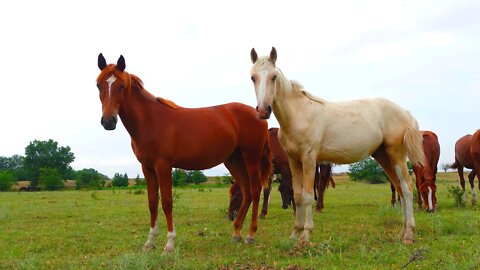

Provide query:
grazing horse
left=391, top=131, right=440, bottom=212
left=249, top=47, right=425, bottom=245
left=451, top=131, right=480, bottom=205
left=96, top=54, right=272, bottom=253
left=412, top=131, right=440, bottom=212
left=228, top=128, right=335, bottom=220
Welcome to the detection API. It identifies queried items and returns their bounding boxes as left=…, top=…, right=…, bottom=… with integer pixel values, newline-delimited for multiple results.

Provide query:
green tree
left=75, top=168, right=106, bottom=189
left=191, top=170, right=208, bottom=184
left=0, top=170, right=15, bottom=191
left=112, top=173, right=129, bottom=187
left=23, top=139, right=75, bottom=188
left=0, top=155, right=27, bottom=180
left=348, top=157, right=387, bottom=184
left=172, top=169, right=187, bottom=187
left=38, top=168, right=64, bottom=191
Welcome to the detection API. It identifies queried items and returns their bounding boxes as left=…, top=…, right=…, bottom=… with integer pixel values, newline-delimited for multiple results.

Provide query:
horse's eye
left=251, top=76, right=255, bottom=83
left=272, top=75, right=277, bottom=81
left=96, top=83, right=100, bottom=90
left=119, top=85, right=125, bottom=91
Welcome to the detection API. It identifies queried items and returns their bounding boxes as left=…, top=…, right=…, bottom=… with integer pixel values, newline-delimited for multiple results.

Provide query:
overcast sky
left=1, top=1, right=479, bottom=177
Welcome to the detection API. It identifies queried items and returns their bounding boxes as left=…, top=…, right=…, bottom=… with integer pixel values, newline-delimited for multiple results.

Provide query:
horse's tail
left=404, top=113, right=425, bottom=166
left=449, top=160, right=459, bottom=169
left=260, top=134, right=273, bottom=189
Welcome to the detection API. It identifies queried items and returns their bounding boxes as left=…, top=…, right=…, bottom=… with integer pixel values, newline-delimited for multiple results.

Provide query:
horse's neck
left=119, top=86, right=172, bottom=137
left=272, top=75, right=310, bottom=132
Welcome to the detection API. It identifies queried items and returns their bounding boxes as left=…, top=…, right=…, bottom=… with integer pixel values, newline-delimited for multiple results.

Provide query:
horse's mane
left=291, top=81, right=325, bottom=105
left=130, top=74, right=180, bottom=109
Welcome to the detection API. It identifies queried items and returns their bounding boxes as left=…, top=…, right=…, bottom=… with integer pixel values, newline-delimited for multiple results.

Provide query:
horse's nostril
left=266, top=106, right=272, bottom=114
left=255, top=106, right=259, bottom=112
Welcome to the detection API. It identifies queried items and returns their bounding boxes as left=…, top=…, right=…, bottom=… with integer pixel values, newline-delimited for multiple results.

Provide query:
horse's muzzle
left=101, top=116, right=118, bottom=130
left=256, top=105, right=272, bottom=119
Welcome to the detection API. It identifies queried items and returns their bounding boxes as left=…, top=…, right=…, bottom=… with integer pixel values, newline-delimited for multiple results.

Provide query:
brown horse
left=391, top=131, right=440, bottom=212
left=450, top=130, right=480, bottom=205
left=96, top=54, right=272, bottom=253
left=228, top=128, right=335, bottom=220
left=413, top=131, right=440, bottom=212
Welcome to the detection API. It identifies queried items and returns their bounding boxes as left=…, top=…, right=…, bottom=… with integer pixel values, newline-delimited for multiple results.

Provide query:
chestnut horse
left=228, top=128, right=335, bottom=220
left=450, top=130, right=480, bottom=205
left=96, top=54, right=272, bottom=253
left=391, top=131, right=440, bottom=212
left=249, top=47, right=425, bottom=244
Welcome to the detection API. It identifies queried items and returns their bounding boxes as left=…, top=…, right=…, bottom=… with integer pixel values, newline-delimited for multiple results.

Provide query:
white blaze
left=427, top=186, right=433, bottom=210
left=106, top=74, right=117, bottom=98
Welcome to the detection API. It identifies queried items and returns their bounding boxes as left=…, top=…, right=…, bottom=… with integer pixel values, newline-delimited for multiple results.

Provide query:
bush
left=172, top=169, right=187, bottom=187
left=447, top=185, right=466, bottom=207
left=38, top=168, right=64, bottom=191
left=0, top=170, right=15, bottom=191
left=348, top=157, right=387, bottom=184
left=134, top=174, right=145, bottom=186
left=190, top=170, right=208, bottom=184
left=75, top=168, right=106, bottom=190
left=112, top=173, right=129, bottom=187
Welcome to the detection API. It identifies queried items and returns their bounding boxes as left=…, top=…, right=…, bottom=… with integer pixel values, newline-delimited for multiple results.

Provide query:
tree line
left=0, top=139, right=209, bottom=191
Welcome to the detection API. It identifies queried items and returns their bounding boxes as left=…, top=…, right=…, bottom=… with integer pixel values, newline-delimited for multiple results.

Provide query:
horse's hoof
left=259, top=214, right=266, bottom=219
left=143, top=243, right=155, bottom=252
left=245, top=237, right=255, bottom=244
left=163, top=245, right=174, bottom=254
left=231, top=235, right=242, bottom=243
left=403, top=239, right=414, bottom=245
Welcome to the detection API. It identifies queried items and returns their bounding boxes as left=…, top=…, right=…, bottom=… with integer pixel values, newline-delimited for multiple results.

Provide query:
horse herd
left=95, top=49, right=479, bottom=254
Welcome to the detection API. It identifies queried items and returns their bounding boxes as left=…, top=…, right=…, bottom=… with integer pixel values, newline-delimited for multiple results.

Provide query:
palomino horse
left=451, top=130, right=480, bottom=205
left=249, top=47, right=425, bottom=244
left=96, top=54, right=272, bottom=253
left=391, top=131, right=440, bottom=212
left=268, top=127, right=335, bottom=212
left=228, top=128, right=335, bottom=220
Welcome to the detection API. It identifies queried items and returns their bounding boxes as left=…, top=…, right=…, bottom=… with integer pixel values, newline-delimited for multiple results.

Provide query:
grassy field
left=1, top=172, right=480, bottom=269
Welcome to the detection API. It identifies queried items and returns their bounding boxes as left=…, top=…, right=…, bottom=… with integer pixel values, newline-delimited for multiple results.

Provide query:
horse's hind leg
left=142, top=165, right=159, bottom=251
left=259, top=177, right=272, bottom=219
left=468, top=170, right=477, bottom=205
left=224, top=151, right=251, bottom=242
left=316, top=164, right=329, bottom=212
left=373, top=145, right=415, bottom=244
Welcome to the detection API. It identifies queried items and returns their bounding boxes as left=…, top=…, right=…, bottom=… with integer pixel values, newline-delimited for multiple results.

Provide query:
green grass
left=1, top=174, right=480, bottom=269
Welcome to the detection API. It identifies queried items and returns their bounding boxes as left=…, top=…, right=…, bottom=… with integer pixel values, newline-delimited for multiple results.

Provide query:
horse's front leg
left=142, top=165, right=159, bottom=251
left=156, top=163, right=176, bottom=253
left=287, top=157, right=305, bottom=240
left=299, top=158, right=316, bottom=243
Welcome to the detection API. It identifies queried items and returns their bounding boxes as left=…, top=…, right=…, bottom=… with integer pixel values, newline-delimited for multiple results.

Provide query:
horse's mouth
left=101, top=116, right=118, bottom=130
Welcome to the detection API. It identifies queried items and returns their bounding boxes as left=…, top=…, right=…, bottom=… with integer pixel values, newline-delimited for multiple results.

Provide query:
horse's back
left=455, top=134, right=474, bottom=168
left=421, top=131, right=440, bottom=173
left=470, top=130, right=480, bottom=165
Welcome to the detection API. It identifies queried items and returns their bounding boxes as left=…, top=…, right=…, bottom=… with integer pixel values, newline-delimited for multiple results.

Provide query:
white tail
left=404, top=114, right=425, bottom=166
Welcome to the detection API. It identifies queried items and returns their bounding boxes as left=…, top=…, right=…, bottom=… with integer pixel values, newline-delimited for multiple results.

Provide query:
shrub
left=0, top=170, right=15, bottom=191
left=447, top=185, right=466, bottom=207
left=348, top=157, right=387, bottom=184
left=38, top=168, right=64, bottom=191
left=112, top=173, right=129, bottom=187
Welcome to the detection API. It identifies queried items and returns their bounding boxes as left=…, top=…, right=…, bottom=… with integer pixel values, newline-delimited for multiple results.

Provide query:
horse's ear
left=98, top=53, right=107, bottom=70
left=250, top=48, right=258, bottom=64
left=116, top=55, right=126, bottom=72
left=270, top=47, right=277, bottom=65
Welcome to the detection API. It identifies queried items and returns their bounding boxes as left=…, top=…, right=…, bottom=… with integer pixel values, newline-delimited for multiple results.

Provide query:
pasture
left=1, top=173, right=479, bottom=269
